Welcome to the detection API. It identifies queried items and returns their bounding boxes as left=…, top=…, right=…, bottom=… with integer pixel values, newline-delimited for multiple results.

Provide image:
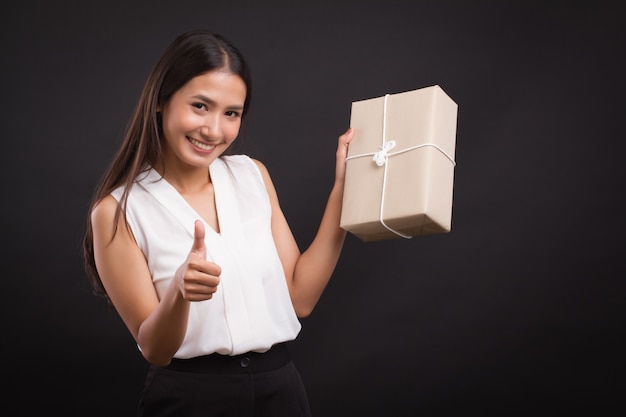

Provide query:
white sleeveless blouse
left=111, top=155, right=301, bottom=358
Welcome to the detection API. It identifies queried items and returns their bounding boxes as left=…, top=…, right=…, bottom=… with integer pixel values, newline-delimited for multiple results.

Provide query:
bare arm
left=92, top=198, right=219, bottom=365
left=256, top=128, right=354, bottom=317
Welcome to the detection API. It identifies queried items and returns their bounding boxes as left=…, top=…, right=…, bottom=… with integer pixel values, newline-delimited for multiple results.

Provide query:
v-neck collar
left=137, top=164, right=226, bottom=238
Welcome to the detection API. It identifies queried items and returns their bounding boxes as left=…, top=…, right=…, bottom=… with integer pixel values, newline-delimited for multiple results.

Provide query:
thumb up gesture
left=176, top=220, right=221, bottom=301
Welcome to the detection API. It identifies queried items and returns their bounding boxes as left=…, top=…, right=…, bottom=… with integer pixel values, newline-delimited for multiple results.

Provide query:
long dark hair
left=82, top=30, right=252, bottom=305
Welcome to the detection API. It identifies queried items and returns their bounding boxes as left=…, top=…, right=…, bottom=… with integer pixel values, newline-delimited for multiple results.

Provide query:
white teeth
left=188, top=137, right=215, bottom=151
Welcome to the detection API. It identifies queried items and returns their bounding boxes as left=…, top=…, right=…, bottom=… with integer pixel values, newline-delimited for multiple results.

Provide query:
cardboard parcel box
left=340, top=85, right=458, bottom=242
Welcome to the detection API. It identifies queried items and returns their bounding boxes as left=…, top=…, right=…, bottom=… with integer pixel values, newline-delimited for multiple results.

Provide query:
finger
left=337, top=127, right=354, bottom=160
left=184, top=279, right=219, bottom=296
left=341, top=127, right=354, bottom=142
left=335, top=128, right=354, bottom=181
left=191, top=220, right=206, bottom=259
left=340, top=127, right=354, bottom=145
left=181, top=273, right=220, bottom=302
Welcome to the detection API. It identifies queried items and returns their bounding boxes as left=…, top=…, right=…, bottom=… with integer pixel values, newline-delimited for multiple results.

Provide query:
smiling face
left=159, top=70, right=247, bottom=169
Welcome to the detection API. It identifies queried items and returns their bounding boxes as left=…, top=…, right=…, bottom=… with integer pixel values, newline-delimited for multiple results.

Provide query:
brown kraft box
left=340, top=85, right=458, bottom=242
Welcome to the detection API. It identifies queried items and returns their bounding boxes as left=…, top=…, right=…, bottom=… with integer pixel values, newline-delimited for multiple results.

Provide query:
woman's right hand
left=176, top=220, right=221, bottom=301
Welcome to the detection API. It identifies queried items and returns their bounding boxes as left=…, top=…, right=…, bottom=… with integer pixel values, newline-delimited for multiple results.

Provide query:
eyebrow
left=191, top=94, right=245, bottom=111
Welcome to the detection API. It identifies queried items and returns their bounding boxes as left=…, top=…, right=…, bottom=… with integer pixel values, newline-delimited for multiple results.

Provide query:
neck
left=154, top=162, right=212, bottom=195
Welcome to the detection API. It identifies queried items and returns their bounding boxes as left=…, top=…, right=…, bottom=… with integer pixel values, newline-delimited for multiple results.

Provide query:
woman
left=82, top=29, right=353, bottom=416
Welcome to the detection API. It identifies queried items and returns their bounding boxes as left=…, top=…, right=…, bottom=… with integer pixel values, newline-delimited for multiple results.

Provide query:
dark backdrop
left=1, top=1, right=624, bottom=416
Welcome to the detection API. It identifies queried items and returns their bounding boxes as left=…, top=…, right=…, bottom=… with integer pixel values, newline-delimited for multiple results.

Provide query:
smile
left=187, top=136, right=215, bottom=151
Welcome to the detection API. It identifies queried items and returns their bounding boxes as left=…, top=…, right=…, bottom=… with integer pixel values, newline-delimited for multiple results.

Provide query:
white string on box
left=345, top=93, right=457, bottom=239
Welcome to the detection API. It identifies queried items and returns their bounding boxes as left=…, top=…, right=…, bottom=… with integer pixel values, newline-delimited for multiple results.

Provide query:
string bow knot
left=372, top=140, right=396, bottom=166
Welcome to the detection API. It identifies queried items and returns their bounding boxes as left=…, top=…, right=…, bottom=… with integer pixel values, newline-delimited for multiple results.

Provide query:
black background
left=1, top=1, right=624, bottom=416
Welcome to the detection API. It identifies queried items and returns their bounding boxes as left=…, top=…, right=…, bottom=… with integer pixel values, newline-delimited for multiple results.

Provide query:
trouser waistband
left=163, top=342, right=291, bottom=374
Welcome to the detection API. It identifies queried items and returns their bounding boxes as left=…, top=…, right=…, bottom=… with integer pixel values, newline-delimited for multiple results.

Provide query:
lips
left=187, top=136, right=215, bottom=151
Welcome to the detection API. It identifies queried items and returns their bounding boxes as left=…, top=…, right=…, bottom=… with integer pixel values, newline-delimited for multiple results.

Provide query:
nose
left=201, top=113, right=222, bottom=139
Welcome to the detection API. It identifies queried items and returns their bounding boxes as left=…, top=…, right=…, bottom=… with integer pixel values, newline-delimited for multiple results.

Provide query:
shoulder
left=249, top=158, right=278, bottom=199
left=223, top=156, right=276, bottom=197
left=91, top=194, right=119, bottom=224
left=246, top=158, right=272, bottom=186
left=90, top=194, right=124, bottom=241
left=250, top=158, right=269, bottom=177
left=220, top=155, right=272, bottom=181
left=220, top=154, right=257, bottom=168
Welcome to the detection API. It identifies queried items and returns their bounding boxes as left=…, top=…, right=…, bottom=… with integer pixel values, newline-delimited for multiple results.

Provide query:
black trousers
left=138, top=343, right=312, bottom=417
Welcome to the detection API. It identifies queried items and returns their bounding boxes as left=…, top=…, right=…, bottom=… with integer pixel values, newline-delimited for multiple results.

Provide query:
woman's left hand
left=335, top=127, right=354, bottom=184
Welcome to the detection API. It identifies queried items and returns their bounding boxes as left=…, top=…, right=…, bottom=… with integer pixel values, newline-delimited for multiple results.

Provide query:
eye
left=225, top=110, right=241, bottom=118
left=192, top=102, right=208, bottom=111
